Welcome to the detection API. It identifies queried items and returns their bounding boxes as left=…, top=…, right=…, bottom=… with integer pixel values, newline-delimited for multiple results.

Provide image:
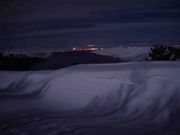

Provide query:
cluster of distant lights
left=72, top=45, right=104, bottom=51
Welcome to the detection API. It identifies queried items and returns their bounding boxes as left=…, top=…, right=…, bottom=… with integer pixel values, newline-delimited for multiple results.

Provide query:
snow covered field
left=0, top=62, right=180, bottom=134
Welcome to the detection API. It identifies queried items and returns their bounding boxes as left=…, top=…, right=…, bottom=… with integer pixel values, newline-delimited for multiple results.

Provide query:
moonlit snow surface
left=0, top=62, right=180, bottom=135
left=94, top=46, right=150, bottom=61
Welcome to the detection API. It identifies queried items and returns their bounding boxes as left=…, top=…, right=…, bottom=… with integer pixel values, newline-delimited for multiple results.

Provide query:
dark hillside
left=33, top=51, right=122, bottom=70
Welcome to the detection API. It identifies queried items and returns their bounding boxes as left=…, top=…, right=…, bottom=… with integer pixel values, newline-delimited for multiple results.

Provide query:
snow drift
left=0, top=62, right=180, bottom=134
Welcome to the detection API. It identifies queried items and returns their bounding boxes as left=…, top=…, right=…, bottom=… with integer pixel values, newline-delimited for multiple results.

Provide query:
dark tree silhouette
left=0, top=53, right=45, bottom=71
left=147, top=45, right=177, bottom=61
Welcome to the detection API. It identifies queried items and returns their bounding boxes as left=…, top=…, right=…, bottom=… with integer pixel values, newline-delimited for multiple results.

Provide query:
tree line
left=0, top=53, right=45, bottom=71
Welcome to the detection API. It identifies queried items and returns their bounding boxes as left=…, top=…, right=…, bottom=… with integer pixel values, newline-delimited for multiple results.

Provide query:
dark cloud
left=0, top=0, right=180, bottom=49
left=1, top=0, right=180, bottom=22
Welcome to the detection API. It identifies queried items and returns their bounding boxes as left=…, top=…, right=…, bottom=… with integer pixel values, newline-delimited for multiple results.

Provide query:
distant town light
left=72, top=47, right=76, bottom=51
left=72, top=45, right=100, bottom=52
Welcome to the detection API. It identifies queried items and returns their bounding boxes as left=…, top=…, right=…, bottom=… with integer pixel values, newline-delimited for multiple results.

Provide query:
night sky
left=0, top=0, right=180, bottom=49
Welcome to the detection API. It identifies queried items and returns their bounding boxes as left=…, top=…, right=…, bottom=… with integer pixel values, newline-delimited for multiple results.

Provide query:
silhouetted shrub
left=168, top=46, right=180, bottom=58
left=147, top=45, right=177, bottom=61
